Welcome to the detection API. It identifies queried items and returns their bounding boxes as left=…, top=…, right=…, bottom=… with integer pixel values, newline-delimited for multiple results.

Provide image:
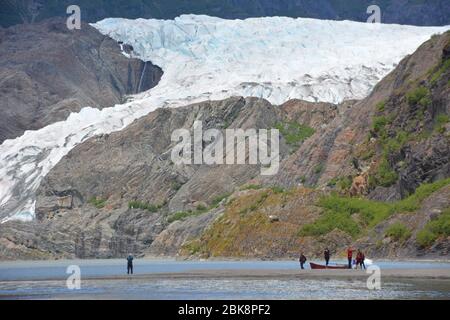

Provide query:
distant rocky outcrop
left=0, top=18, right=162, bottom=143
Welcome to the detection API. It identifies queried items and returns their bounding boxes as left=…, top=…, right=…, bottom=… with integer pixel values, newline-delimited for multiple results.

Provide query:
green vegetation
left=167, top=210, right=199, bottom=223
left=416, top=229, right=437, bottom=248
left=168, top=200, right=228, bottom=223
left=327, top=176, right=353, bottom=191
left=369, top=157, right=398, bottom=188
left=416, top=208, right=450, bottom=247
left=88, top=197, right=107, bottom=209
left=372, top=116, right=388, bottom=136
left=171, top=181, right=183, bottom=191
left=211, top=193, right=232, bottom=207
left=240, top=184, right=262, bottom=191
left=299, top=178, right=450, bottom=238
left=376, top=101, right=386, bottom=112
left=270, top=186, right=286, bottom=194
left=314, top=164, right=324, bottom=175
left=385, top=131, right=410, bottom=153
left=168, top=191, right=236, bottom=223
left=195, top=204, right=209, bottom=213
left=406, top=86, right=431, bottom=107
left=128, top=201, right=165, bottom=212
left=430, top=58, right=450, bottom=84
left=394, top=178, right=450, bottom=211
left=274, top=122, right=315, bottom=148
left=385, top=223, right=411, bottom=241
left=435, top=113, right=449, bottom=134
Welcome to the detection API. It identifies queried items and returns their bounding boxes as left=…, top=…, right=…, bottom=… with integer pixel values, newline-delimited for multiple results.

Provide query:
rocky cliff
left=0, top=31, right=448, bottom=261
left=0, top=18, right=162, bottom=143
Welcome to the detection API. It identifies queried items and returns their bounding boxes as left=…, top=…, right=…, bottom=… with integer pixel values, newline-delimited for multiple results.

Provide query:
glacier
left=0, top=15, right=448, bottom=222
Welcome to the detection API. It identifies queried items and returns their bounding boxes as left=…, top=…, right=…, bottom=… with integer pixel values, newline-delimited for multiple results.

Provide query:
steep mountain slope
left=0, top=18, right=162, bottom=143
left=1, top=16, right=444, bottom=223
left=2, top=0, right=450, bottom=28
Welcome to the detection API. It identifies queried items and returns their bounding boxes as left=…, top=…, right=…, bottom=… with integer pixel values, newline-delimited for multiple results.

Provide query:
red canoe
left=310, top=262, right=348, bottom=270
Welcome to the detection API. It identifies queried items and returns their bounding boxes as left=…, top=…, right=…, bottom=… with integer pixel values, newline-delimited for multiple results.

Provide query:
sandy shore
left=5, top=268, right=443, bottom=282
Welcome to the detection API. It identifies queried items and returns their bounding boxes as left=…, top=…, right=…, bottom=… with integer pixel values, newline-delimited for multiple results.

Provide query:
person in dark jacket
left=299, top=253, right=307, bottom=270
left=127, top=254, right=134, bottom=274
left=324, top=248, right=330, bottom=266
left=360, top=251, right=366, bottom=270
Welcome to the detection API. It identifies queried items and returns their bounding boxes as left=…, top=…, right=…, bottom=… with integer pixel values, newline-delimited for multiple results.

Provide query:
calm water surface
left=0, top=259, right=449, bottom=299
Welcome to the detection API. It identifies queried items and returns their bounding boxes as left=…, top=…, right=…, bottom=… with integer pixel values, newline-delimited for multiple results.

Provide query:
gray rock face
left=0, top=96, right=336, bottom=260
left=34, top=97, right=290, bottom=217
left=0, top=18, right=163, bottom=143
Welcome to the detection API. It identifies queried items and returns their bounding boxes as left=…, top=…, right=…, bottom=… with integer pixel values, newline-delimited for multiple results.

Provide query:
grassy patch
left=88, top=197, right=107, bottom=209
left=211, top=193, right=232, bottom=207
left=376, top=101, right=386, bottom=112
left=385, top=131, right=409, bottom=154
left=416, top=208, right=450, bottom=247
left=171, top=181, right=183, bottom=191
left=314, top=164, right=324, bottom=175
left=394, top=178, right=450, bottom=211
left=270, top=186, right=286, bottom=194
left=167, top=210, right=198, bottom=223
left=434, top=113, right=449, bottom=134
left=327, top=176, right=353, bottom=191
left=430, top=58, right=450, bottom=84
left=406, top=86, right=431, bottom=107
left=372, top=116, right=388, bottom=136
left=385, top=223, right=411, bottom=242
left=369, top=157, right=398, bottom=188
left=274, top=121, right=315, bottom=148
left=299, top=178, right=450, bottom=238
left=240, top=184, right=262, bottom=191
left=128, top=201, right=165, bottom=212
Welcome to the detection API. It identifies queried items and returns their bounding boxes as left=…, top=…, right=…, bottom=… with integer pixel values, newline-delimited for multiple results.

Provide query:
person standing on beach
left=360, top=251, right=366, bottom=270
left=356, top=250, right=362, bottom=269
left=347, top=247, right=353, bottom=269
left=324, top=248, right=330, bottom=266
left=299, top=253, right=307, bottom=270
left=127, top=253, right=134, bottom=274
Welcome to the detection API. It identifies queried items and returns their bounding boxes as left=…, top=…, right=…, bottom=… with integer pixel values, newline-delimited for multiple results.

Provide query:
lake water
left=1, top=259, right=449, bottom=299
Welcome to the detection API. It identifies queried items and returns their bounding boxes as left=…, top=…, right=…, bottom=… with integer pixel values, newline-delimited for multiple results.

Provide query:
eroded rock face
left=0, top=18, right=163, bottom=143
left=0, top=96, right=336, bottom=260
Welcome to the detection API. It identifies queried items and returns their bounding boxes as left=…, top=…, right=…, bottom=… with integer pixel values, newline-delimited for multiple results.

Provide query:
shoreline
left=1, top=256, right=450, bottom=264
left=84, top=268, right=450, bottom=281
left=1, top=268, right=450, bottom=283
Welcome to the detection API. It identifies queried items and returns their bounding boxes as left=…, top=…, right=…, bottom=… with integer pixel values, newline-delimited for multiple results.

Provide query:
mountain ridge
left=2, top=0, right=450, bottom=28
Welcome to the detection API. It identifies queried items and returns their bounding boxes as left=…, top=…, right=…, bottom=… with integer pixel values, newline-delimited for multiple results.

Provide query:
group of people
left=348, top=247, right=366, bottom=269
left=298, top=248, right=332, bottom=269
left=299, top=247, right=366, bottom=269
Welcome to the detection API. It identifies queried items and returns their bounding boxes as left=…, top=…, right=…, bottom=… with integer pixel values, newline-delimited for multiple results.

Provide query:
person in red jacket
left=356, top=250, right=363, bottom=269
left=347, top=247, right=354, bottom=269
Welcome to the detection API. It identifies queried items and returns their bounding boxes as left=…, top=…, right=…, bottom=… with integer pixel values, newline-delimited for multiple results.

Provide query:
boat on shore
left=310, top=262, right=348, bottom=270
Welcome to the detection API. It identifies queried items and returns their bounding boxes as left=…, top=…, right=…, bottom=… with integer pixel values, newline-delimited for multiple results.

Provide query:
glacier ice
left=0, top=15, right=448, bottom=222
